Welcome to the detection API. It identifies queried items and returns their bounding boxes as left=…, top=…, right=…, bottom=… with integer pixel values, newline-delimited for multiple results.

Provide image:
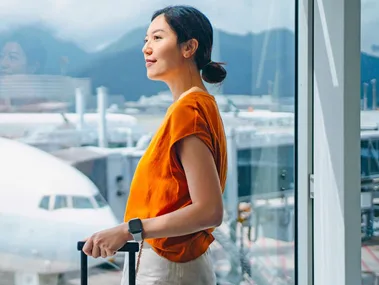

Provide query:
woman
left=83, top=5, right=228, bottom=284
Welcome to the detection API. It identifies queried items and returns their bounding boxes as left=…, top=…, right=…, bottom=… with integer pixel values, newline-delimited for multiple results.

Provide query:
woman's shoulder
left=176, top=89, right=216, bottom=110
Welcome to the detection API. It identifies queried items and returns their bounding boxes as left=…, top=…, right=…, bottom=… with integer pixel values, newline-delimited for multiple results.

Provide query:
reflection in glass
left=233, top=0, right=296, bottom=283
left=0, top=33, right=46, bottom=75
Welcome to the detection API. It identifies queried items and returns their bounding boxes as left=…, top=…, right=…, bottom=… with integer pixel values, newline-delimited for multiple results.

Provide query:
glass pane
left=229, top=2, right=296, bottom=284
left=0, top=1, right=296, bottom=284
left=72, top=196, right=94, bottom=209
left=94, top=193, right=107, bottom=208
left=53, top=195, right=68, bottom=210
left=362, top=1, right=379, bottom=283
left=362, top=140, right=370, bottom=177
left=38, top=195, right=50, bottom=210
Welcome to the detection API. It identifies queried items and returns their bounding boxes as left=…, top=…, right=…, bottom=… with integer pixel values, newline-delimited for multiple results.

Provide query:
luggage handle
left=77, top=241, right=139, bottom=285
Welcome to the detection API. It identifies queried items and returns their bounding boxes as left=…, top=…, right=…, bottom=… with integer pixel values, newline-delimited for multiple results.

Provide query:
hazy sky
left=0, top=0, right=295, bottom=51
left=0, top=0, right=377, bottom=53
left=361, top=0, right=379, bottom=54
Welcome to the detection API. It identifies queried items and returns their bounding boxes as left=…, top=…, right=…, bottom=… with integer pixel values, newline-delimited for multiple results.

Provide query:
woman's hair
left=151, top=5, right=227, bottom=84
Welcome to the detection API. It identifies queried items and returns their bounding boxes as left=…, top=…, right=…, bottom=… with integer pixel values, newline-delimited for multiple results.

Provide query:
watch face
left=129, top=218, right=142, bottom=234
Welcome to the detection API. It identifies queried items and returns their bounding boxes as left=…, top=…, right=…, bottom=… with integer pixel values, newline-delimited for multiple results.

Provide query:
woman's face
left=0, top=42, right=29, bottom=75
left=142, top=14, right=185, bottom=81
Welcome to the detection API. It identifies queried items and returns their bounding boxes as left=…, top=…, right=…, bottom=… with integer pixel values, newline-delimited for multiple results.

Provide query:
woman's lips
left=145, top=59, right=156, bottom=67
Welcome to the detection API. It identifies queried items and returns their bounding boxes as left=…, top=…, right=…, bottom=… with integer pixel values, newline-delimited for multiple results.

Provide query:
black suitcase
left=77, top=241, right=139, bottom=285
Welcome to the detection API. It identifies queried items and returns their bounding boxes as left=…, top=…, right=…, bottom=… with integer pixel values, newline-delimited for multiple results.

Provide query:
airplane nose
left=79, top=206, right=120, bottom=234
left=83, top=206, right=122, bottom=263
left=64, top=206, right=122, bottom=270
left=94, top=206, right=119, bottom=228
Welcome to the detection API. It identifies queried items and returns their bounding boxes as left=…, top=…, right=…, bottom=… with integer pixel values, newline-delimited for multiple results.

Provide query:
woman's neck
left=165, top=66, right=208, bottom=101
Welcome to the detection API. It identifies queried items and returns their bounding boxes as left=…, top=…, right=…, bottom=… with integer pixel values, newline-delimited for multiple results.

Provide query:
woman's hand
left=82, top=223, right=132, bottom=258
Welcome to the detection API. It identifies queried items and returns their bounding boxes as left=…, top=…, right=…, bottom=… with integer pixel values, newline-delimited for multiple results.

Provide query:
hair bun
left=201, top=61, right=227, bottom=84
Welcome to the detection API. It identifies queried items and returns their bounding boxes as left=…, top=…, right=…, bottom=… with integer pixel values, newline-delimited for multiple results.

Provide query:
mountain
left=219, top=29, right=295, bottom=97
left=73, top=47, right=167, bottom=99
left=1, top=24, right=379, bottom=104
left=0, top=25, right=93, bottom=75
left=72, top=28, right=296, bottom=101
left=99, top=26, right=147, bottom=56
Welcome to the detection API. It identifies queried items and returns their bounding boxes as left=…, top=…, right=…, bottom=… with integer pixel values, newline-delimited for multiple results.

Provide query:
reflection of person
left=0, top=33, right=46, bottom=75
left=83, top=5, right=227, bottom=284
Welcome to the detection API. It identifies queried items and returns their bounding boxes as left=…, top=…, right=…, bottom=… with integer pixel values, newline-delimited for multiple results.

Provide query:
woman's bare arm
left=128, top=135, right=224, bottom=239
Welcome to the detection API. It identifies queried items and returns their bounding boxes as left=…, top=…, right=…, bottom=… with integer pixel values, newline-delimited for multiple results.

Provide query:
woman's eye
left=143, top=35, right=161, bottom=43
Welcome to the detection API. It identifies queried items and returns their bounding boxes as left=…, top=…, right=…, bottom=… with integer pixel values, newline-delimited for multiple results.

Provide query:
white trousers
left=120, top=242, right=217, bottom=285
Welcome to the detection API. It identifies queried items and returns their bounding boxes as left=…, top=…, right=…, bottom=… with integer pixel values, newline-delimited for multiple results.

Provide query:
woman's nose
left=0, top=55, right=9, bottom=68
left=142, top=42, right=152, bottom=55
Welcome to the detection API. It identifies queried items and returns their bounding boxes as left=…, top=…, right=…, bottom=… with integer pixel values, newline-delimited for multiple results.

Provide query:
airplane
left=0, top=137, right=121, bottom=285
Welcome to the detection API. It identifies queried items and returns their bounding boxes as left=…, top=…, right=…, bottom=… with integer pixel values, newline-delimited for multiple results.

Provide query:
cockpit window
left=72, top=196, right=94, bottom=209
left=39, top=195, right=50, bottom=210
left=94, top=193, right=107, bottom=208
left=54, top=195, right=68, bottom=210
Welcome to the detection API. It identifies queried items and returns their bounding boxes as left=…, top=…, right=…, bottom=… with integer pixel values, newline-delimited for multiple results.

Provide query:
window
left=361, top=2, right=379, bottom=282
left=94, top=193, right=107, bottom=208
left=53, top=195, right=68, bottom=210
left=38, top=195, right=50, bottom=210
left=362, top=140, right=369, bottom=177
left=1, top=1, right=297, bottom=283
left=72, top=196, right=94, bottom=209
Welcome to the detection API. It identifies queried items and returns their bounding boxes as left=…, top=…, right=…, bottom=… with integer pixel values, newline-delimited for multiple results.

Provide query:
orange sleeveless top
left=124, top=91, right=227, bottom=263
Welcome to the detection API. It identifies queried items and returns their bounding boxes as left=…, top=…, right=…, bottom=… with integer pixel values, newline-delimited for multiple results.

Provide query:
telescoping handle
left=77, top=241, right=139, bottom=285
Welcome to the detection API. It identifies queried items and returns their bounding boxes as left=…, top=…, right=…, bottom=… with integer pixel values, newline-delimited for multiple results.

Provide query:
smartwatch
left=128, top=218, right=143, bottom=241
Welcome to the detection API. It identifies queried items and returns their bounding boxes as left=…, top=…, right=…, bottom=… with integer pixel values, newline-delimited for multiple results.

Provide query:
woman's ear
left=181, top=38, right=199, bottom=59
